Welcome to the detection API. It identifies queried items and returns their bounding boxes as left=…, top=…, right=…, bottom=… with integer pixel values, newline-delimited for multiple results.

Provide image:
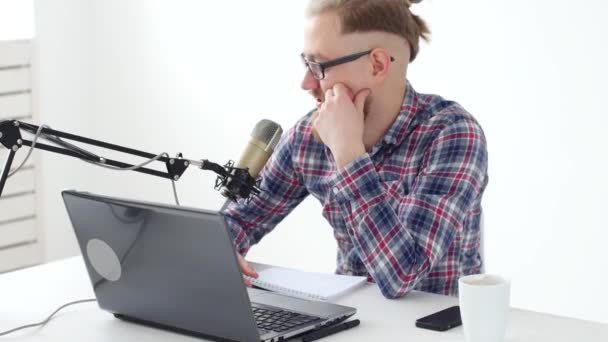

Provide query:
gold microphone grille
left=251, top=119, right=283, bottom=150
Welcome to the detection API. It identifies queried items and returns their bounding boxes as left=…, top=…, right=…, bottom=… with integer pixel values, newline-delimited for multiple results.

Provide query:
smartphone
left=415, top=305, right=462, bottom=332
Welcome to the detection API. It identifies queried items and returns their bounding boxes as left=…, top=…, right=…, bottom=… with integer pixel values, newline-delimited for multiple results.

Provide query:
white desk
left=0, top=257, right=606, bottom=341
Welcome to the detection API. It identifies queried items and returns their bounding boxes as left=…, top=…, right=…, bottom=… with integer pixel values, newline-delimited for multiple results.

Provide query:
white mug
left=459, top=274, right=510, bottom=342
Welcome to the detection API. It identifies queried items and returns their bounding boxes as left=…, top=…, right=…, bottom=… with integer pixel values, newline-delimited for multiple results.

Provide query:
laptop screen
left=62, top=190, right=261, bottom=341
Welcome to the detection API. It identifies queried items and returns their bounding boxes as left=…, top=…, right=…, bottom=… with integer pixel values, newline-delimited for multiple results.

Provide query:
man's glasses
left=300, top=49, right=395, bottom=80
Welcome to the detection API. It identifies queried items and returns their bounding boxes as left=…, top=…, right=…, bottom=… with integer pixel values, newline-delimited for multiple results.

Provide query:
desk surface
left=0, top=257, right=605, bottom=341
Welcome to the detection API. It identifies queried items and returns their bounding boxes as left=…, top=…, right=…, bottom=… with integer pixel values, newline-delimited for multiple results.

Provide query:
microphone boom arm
left=0, top=120, right=259, bottom=201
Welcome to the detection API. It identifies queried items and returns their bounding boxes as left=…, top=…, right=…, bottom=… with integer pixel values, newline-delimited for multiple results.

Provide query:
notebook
left=245, top=265, right=367, bottom=302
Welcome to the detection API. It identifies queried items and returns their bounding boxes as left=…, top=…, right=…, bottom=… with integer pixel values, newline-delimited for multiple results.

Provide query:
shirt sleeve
left=331, top=118, right=488, bottom=299
left=223, top=126, right=309, bottom=256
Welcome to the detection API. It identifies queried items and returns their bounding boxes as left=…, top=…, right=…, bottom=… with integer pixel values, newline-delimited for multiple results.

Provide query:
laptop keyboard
left=252, top=306, right=320, bottom=333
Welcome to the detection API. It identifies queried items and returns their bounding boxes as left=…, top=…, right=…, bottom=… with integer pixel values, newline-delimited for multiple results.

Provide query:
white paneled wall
left=0, top=40, right=42, bottom=272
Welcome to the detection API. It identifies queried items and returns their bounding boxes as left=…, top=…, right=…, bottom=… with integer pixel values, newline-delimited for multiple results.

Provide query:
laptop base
left=114, top=313, right=237, bottom=342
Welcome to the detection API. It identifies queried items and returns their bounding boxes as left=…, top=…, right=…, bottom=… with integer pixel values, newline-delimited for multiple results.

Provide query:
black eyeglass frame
left=301, top=49, right=395, bottom=80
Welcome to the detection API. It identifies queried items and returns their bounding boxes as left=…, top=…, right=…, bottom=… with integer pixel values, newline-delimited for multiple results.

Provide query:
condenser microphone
left=220, top=119, right=283, bottom=202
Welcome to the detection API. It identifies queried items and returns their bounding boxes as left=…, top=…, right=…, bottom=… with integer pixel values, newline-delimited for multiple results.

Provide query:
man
left=224, top=0, right=488, bottom=298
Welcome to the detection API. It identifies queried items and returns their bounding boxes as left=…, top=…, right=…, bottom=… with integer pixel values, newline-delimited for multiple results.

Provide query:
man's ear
left=370, top=48, right=392, bottom=81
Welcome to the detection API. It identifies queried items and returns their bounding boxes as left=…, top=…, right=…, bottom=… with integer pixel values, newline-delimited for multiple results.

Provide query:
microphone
left=220, top=119, right=283, bottom=202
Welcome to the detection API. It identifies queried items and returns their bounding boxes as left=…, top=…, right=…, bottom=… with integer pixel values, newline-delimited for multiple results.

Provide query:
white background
left=2, top=0, right=606, bottom=323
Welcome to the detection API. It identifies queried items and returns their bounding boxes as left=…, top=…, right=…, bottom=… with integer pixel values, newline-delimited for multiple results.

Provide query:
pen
left=301, top=319, right=360, bottom=342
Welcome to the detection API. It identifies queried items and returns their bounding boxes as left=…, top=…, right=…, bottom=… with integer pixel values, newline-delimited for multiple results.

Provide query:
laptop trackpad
left=252, top=290, right=349, bottom=318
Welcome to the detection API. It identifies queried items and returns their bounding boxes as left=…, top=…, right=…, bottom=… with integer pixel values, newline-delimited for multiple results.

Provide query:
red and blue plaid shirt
left=224, top=81, right=488, bottom=298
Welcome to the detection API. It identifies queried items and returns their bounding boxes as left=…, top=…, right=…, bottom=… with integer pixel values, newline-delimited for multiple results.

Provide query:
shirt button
left=332, top=187, right=339, bottom=195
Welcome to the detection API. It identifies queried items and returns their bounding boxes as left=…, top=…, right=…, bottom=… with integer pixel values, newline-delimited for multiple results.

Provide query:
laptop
left=61, top=190, right=356, bottom=342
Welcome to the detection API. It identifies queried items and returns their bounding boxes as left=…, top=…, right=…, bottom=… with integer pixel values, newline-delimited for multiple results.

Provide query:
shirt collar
left=380, top=80, right=421, bottom=146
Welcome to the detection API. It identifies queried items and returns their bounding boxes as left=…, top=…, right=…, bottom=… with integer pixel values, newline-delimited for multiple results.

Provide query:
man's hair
left=306, top=0, right=430, bottom=62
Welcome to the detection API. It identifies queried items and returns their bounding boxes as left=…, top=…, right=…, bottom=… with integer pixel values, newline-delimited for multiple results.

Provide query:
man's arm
left=224, top=125, right=309, bottom=256
left=331, top=118, right=488, bottom=299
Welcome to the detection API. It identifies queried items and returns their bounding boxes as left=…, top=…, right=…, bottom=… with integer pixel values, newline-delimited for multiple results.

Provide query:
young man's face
left=301, top=12, right=373, bottom=109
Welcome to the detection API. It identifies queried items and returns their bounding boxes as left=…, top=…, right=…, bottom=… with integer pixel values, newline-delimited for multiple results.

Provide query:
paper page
left=248, top=267, right=367, bottom=301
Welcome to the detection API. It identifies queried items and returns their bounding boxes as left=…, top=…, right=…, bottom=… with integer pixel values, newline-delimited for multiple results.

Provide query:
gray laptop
left=61, top=190, right=356, bottom=342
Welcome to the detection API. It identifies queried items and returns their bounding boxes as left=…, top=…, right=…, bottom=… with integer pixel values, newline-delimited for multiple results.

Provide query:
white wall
left=33, top=0, right=607, bottom=323
left=0, top=0, right=34, bottom=40
left=409, top=1, right=608, bottom=324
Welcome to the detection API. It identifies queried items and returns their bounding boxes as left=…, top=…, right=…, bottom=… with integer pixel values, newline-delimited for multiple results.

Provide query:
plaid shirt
left=224, top=81, right=488, bottom=298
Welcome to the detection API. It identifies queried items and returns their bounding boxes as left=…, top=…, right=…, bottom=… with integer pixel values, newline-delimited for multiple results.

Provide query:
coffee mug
left=459, top=274, right=510, bottom=342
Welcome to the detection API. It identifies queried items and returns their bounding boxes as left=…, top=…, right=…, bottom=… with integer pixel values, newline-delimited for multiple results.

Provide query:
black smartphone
left=415, top=305, right=462, bottom=332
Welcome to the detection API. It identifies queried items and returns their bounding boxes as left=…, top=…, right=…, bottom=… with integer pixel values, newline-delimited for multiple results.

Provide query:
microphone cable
left=4, top=123, right=181, bottom=205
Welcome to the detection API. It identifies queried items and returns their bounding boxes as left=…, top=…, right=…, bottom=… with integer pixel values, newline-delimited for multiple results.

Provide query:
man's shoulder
left=415, top=92, right=485, bottom=139
left=418, top=92, right=477, bottom=127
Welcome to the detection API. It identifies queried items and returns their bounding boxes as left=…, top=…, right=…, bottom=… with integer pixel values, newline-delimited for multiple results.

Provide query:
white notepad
left=245, top=266, right=367, bottom=302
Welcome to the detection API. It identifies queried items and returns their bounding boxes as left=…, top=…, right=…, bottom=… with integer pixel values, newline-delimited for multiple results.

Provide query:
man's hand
left=313, top=83, right=370, bottom=169
left=237, top=253, right=258, bottom=287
